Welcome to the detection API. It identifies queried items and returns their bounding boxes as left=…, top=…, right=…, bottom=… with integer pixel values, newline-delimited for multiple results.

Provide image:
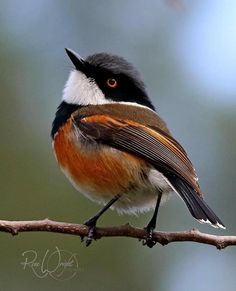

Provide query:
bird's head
left=62, top=48, right=154, bottom=110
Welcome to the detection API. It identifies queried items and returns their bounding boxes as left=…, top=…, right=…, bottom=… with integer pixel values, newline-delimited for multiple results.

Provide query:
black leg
left=143, top=192, right=162, bottom=248
left=83, top=194, right=121, bottom=246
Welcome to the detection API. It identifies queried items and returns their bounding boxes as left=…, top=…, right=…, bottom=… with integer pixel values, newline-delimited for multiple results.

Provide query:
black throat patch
left=51, top=101, right=80, bottom=139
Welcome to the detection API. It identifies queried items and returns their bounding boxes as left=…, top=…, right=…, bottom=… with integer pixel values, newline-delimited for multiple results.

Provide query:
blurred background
left=0, top=0, right=236, bottom=290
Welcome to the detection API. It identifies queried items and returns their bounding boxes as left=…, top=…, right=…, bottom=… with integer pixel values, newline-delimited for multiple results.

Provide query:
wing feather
left=77, top=115, right=201, bottom=195
left=74, top=114, right=225, bottom=228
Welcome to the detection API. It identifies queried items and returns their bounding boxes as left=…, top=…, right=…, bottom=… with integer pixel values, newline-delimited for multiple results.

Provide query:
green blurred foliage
left=0, top=1, right=236, bottom=290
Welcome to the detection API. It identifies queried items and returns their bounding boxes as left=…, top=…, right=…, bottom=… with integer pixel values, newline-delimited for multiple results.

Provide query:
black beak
left=65, top=48, right=86, bottom=72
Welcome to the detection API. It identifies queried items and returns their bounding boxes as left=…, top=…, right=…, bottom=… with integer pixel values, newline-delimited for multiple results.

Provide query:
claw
left=82, top=217, right=97, bottom=247
left=142, top=227, right=157, bottom=248
left=80, top=235, right=85, bottom=243
left=85, top=225, right=96, bottom=247
left=81, top=194, right=121, bottom=246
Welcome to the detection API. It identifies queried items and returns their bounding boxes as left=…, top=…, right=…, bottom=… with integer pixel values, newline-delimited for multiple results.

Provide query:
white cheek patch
left=62, top=70, right=108, bottom=105
left=62, top=70, right=154, bottom=113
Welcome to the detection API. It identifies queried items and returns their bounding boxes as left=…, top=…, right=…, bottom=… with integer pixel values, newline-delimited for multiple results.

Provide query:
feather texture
left=72, top=104, right=225, bottom=228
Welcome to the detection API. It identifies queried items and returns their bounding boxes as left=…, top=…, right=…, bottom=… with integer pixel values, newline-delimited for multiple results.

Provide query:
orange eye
left=106, top=78, right=118, bottom=88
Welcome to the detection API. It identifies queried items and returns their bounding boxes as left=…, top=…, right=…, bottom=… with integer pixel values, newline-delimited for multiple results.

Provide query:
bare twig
left=0, top=219, right=234, bottom=249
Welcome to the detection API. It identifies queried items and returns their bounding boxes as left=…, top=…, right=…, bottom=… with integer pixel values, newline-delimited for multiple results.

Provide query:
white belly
left=62, top=165, right=172, bottom=215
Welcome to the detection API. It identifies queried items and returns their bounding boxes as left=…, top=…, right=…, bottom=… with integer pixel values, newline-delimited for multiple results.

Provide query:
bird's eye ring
left=106, top=78, right=118, bottom=88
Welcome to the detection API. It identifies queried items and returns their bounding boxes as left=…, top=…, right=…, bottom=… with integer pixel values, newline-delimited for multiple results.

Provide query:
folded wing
left=76, top=114, right=225, bottom=228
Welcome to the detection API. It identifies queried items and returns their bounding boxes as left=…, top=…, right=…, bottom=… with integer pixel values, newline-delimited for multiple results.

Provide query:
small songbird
left=51, top=48, right=225, bottom=247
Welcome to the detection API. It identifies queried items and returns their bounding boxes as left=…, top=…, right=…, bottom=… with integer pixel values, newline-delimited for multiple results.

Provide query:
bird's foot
left=142, top=226, right=157, bottom=248
left=83, top=217, right=98, bottom=247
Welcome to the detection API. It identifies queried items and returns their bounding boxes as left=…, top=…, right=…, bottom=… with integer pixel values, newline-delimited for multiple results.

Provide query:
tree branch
left=0, top=219, right=234, bottom=249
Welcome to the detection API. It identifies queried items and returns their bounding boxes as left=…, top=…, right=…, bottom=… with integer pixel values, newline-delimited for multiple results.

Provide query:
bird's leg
left=83, top=194, right=121, bottom=246
left=143, top=192, right=162, bottom=248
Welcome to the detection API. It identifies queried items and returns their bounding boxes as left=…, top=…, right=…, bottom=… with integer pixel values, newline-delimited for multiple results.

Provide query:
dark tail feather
left=165, top=174, right=225, bottom=229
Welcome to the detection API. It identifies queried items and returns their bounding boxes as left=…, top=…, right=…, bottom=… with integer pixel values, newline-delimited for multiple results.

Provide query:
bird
left=51, top=48, right=225, bottom=247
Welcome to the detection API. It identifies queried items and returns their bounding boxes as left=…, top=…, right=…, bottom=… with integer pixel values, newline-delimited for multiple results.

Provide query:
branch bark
left=0, top=219, right=234, bottom=249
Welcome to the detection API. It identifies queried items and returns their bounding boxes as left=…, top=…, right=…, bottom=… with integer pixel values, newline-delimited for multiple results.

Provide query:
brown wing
left=74, top=114, right=225, bottom=228
left=76, top=114, right=201, bottom=195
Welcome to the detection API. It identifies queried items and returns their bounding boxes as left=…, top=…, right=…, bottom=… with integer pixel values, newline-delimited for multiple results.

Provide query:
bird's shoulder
left=73, top=103, right=170, bottom=133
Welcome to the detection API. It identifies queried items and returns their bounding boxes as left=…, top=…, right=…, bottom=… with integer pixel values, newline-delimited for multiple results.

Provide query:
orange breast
left=53, top=119, right=147, bottom=196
